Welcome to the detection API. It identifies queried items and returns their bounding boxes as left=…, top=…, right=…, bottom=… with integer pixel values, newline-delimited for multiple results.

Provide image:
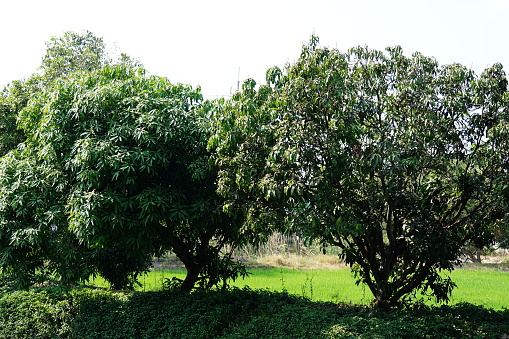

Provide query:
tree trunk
left=372, top=296, right=398, bottom=310
left=462, top=246, right=482, bottom=263
left=180, top=264, right=202, bottom=293
left=166, top=227, right=211, bottom=292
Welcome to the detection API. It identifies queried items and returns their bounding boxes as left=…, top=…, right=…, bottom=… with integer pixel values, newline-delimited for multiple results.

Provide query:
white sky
left=1, top=0, right=508, bottom=98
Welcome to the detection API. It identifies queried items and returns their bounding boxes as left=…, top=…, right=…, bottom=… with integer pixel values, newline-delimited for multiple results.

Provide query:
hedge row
left=0, top=287, right=508, bottom=338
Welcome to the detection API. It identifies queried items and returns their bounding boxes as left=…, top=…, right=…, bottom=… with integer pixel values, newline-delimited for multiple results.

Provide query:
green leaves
left=0, top=59, right=253, bottom=291
left=1, top=31, right=507, bottom=301
left=213, top=37, right=509, bottom=309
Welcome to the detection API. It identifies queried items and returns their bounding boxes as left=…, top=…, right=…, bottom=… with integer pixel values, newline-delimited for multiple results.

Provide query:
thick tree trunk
left=462, top=246, right=482, bottom=263
left=166, top=226, right=211, bottom=292
left=170, top=246, right=206, bottom=292
left=372, top=297, right=398, bottom=310
left=180, top=264, right=203, bottom=293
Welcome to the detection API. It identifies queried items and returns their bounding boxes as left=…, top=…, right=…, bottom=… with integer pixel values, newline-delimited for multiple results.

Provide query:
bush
left=0, top=289, right=75, bottom=338
left=0, top=287, right=508, bottom=338
left=93, top=245, right=153, bottom=290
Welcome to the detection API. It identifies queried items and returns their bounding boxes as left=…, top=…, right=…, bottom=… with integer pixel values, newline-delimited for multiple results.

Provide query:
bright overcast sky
left=1, top=0, right=508, bottom=98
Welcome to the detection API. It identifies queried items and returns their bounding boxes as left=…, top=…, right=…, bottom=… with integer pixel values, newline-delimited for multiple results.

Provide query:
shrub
left=0, top=287, right=508, bottom=338
left=0, top=289, right=74, bottom=338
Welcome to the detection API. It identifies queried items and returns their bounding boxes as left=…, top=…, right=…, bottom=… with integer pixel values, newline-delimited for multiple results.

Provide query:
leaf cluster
left=1, top=287, right=508, bottom=338
left=212, top=36, right=509, bottom=308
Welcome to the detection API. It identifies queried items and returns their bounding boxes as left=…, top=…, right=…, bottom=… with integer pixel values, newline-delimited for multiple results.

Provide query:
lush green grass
left=230, top=268, right=369, bottom=305
left=89, top=269, right=368, bottom=304
left=90, top=266, right=509, bottom=309
left=448, top=267, right=509, bottom=309
left=237, top=267, right=509, bottom=309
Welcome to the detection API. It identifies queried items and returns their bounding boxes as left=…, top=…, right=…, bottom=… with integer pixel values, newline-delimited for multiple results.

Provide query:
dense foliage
left=0, top=30, right=139, bottom=157
left=40, top=30, right=142, bottom=81
left=1, top=31, right=508, bottom=310
left=0, top=31, right=257, bottom=291
left=0, top=287, right=508, bottom=338
left=0, top=31, right=152, bottom=289
left=211, top=37, right=509, bottom=308
left=0, top=65, right=253, bottom=291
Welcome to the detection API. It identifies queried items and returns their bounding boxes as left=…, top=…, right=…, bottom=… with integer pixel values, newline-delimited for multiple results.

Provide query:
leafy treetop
left=211, top=37, right=509, bottom=309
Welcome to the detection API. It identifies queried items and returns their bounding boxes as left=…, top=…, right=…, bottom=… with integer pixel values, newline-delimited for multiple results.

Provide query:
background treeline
left=0, top=31, right=508, bottom=310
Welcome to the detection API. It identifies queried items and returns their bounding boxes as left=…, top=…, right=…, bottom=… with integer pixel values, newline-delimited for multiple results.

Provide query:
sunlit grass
left=87, top=270, right=182, bottom=291
left=230, top=268, right=369, bottom=305
left=87, top=264, right=509, bottom=310
left=88, top=268, right=369, bottom=305
left=447, top=267, right=509, bottom=309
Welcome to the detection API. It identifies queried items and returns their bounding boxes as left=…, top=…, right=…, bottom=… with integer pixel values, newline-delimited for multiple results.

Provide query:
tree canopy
left=0, top=31, right=157, bottom=289
left=0, top=63, right=252, bottom=290
left=39, top=30, right=141, bottom=81
left=0, top=33, right=508, bottom=308
left=211, top=37, right=509, bottom=309
left=0, top=30, right=141, bottom=157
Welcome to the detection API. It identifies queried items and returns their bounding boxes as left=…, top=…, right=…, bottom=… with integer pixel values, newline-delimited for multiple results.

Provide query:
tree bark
left=180, top=263, right=203, bottom=293
left=165, top=225, right=212, bottom=292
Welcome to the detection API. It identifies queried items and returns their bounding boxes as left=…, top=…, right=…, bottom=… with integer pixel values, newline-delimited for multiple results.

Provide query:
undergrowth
left=0, top=286, right=508, bottom=338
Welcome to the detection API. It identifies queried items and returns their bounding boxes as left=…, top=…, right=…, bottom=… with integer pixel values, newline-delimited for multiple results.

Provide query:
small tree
left=40, top=30, right=104, bottom=80
left=0, top=31, right=150, bottom=289
left=0, top=65, right=251, bottom=291
left=212, top=37, right=509, bottom=309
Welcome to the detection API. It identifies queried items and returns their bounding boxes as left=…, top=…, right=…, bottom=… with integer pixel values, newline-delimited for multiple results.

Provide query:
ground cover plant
left=1, top=286, right=509, bottom=338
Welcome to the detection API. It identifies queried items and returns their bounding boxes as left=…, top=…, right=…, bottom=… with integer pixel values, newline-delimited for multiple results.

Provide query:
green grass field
left=447, top=267, right=509, bottom=309
left=90, top=265, right=509, bottom=310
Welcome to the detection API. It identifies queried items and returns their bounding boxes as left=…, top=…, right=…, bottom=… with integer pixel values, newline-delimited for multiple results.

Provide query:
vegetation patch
left=0, top=287, right=508, bottom=338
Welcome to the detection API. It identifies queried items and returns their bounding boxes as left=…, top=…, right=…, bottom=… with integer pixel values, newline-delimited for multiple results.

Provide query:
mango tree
left=0, top=65, right=250, bottom=291
left=0, top=31, right=151, bottom=289
left=211, top=37, right=509, bottom=309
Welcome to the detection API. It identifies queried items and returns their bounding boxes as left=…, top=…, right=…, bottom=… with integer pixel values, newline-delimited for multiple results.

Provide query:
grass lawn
left=230, top=268, right=369, bottom=305
left=89, top=264, right=509, bottom=310
left=447, top=267, right=509, bottom=309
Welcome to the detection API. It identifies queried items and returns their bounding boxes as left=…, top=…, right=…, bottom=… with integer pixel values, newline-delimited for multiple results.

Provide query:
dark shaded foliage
left=0, top=287, right=507, bottom=338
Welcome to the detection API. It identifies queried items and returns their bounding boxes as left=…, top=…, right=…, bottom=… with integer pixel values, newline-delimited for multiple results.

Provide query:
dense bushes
left=0, top=288, right=76, bottom=338
left=0, top=287, right=508, bottom=338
